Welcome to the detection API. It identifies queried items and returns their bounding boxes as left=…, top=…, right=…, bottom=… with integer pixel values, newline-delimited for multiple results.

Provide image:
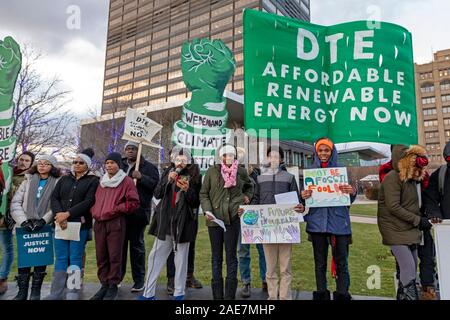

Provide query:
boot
left=186, top=273, right=203, bottom=289
left=103, top=284, right=119, bottom=300
left=167, top=277, right=175, bottom=295
left=420, top=285, right=437, bottom=300
left=402, top=280, right=419, bottom=300
left=13, top=273, right=32, bottom=300
left=240, top=282, right=251, bottom=298
left=211, top=278, right=224, bottom=300
left=29, top=271, right=47, bottom=300
left=333, top=291, right=352, bottom=300
left=44, top=271, right=67, bottom=300
left=66, top=288, right=80, bottom=300
left=0, top=279, right=8, bottom=295
left=90, top=284, right=108, bottom=300
left=224, top=278, right=238, bottom=300
left=396, top=282, right=404, bottom=300
left=312, top=290, right=331, bottom=300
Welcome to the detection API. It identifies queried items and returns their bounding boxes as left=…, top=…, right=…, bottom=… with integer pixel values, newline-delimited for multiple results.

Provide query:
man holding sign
left=240, top=146, right=304, bottom=300
left=301, top=138, right=356, bottom=301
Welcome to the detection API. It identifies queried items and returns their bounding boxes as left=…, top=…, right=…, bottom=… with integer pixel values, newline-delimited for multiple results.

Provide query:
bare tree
left=13, top=45, right=75, bottom=155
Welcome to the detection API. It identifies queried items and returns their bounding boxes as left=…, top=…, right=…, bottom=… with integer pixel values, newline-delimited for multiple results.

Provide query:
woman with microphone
left=138, top=147, right=201, bottom=300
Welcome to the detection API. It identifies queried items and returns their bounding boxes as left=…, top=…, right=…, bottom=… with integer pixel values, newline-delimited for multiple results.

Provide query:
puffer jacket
left=304, top=144, right=356, bottom=235
left=377, top=145, right=426, bottom=246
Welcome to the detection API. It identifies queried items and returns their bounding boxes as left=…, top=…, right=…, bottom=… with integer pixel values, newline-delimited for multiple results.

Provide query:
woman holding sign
left=200, top=144, right=254, bottom=300
left=138, top=147, right=201, bottom=300
left=45, top=149, right=99, bottom=300
left=301, top=138, right=356, bottom=301
left=10, top=155, right=61, bottom=300
left=378, top=145, right=430, bottom=300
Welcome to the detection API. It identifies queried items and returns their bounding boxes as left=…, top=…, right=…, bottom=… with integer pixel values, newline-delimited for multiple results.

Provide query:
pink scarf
left=221, top=160, right=238, bottom=188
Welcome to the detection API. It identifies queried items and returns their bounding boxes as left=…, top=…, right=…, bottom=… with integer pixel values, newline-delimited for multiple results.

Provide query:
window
left=152, top=39, right=169, bottom=51
left=119, top=72, right=133, bottom=82
left=134, top=79, right=149, bottom=89
left=191, top=12, right=209, bottom=27
left=106, top=56, right=120, bottom=67
left=107, top=46, right=120, bottom=57
left=120, top=51, right=135, bottom=62
left=134, top=68, right=149, bottom=78
left=104, top=77, right=118, bottom=87
left=423, top=108, right=437, bottom=116
left=443, top=107, right=450, bottom=114
left=212, top=17, right=233, bottom=31
left=420, top=72, right=433, bottom=80
left=135, top=56, right=150, bottom=68
left=425, top=131, right=439, bottom=139
left=133, top=90, right=149, bottom=100
left=150, top=74, right=166, bottom=85
left=439, top=68, right=450, bottom=77
left=444, top=118, right=450, bottom=125
left=149, top=85, right=166, bottom=96
left=103, top=88, right=117, bottom=97
left=151, top=62, right=167, bottom=73
left=170, top=21, right=188, bottom=33
left=119, top=62, right=134, bottom=72
left=426, top=143, right=441, bottom=152
left=424, top=120, right=438, bottom=127
left=136, top=34, right=152, bottom=46
left=211, top=3, right=233, bottom=18
left=170, top=33, right=187, bottom=46
left=118, top=83, right=132, bottom=93
left=420, top=84, right=434, bottom=93
left=422, top=97, right=436, bottom=105
left=169, top=58, right=180, bottom=68
left=121, top=40, right=135, bottom=51
left=442, top=94, right=450, bottom=102
left=167, top=93, right=186, bottom=102
left=190, top=25, right=209, bottom=37
left=153, top=28, right=169, bottom=40
left=152, top=50, right=168, bottom=62
left=234, top=38, right=243, bottom=49
left=105, top=67, right=119, bottom=76
left=168, top=69, right=182, bottom=80
left=446, top=130, right=450, bottom=137
left=168, top=81, right=185, bottom=92
left=136, top=46, right=151, bottom=57
left=441, top=81, right=450, bottom=91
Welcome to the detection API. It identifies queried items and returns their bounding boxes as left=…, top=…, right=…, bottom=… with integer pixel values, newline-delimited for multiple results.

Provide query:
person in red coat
left=90, top=152, right=140, bottom=300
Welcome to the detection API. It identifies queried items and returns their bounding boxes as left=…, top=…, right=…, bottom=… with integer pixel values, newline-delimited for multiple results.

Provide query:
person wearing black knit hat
left=44, top=148, right=99, bottom=300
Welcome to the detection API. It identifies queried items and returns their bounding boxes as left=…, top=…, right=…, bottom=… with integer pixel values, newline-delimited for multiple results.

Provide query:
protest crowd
left=0, top=136, right=447, bottom=301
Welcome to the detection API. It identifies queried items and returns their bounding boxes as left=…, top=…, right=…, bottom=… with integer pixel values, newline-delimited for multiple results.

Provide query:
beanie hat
left=105, top=152, right=122, bottom=168
left=315, top=138, right=334, bottom=153
left=37, top=154, right=58, bottom=167
left=75, top=148, right=95, bottom=168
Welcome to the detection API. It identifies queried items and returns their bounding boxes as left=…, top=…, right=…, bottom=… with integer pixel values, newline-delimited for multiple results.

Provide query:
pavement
left=0, top=282, right=393, bottom=300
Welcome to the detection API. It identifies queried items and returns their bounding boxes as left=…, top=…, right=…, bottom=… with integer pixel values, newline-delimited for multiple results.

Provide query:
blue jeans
left=0, top=229, right=14, bottom=279
left=54, top=229, right=89, bottom=272
left=238, top=238, right=266, bottom=284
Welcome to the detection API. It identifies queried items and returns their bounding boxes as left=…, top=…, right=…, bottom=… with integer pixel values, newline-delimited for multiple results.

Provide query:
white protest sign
left=434, top=221, right=450, bottom=300
left=303, top=167, right=350, bottom=207
left=123, top=108, right=162, bottom=148
left=240, top=204, right=302, bottom=244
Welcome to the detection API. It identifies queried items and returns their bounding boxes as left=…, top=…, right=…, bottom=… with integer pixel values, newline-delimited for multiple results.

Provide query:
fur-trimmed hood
left=393, top=144, right=428, bottom=182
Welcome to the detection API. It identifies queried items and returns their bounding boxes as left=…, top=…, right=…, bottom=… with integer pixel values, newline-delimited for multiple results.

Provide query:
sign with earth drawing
left=243, top=9, right=417, bottom=145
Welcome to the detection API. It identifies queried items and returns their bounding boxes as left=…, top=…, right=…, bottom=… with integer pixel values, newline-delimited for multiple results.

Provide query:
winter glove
left=418, top=217, right=432, bottom=231
left=21, top=220, right=35, bottom=232
left=33, top=219, right=47, bottom=231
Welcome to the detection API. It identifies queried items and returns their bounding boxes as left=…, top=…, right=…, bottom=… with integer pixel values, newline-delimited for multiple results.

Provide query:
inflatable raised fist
left=0, top=37, right=22, bottom=110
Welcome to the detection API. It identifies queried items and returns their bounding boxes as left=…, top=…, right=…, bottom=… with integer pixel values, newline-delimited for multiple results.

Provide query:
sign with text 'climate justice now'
left=243, top=9, right=417, bottom=145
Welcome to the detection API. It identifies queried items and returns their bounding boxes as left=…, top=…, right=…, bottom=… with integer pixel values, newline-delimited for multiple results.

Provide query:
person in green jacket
left=378, top=144, right=431, bottom=300
left=200, top=144, right=253, bottom=300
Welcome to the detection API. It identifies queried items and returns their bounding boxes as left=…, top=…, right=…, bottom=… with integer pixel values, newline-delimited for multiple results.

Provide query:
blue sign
left=16, top=225, right=54, bottom=268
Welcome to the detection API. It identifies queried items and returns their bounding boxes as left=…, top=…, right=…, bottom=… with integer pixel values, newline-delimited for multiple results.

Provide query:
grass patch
left=3, top=216, right=395, bottom=298
left=350, top=204, right=378, bottom=217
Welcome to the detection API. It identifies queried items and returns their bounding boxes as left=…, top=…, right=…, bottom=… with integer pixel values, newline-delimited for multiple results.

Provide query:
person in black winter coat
left=46, top=149, right=99, bottom=300
left=120, top=141, right=160, bottom=292
left=139, top=147, right=201, bottom=300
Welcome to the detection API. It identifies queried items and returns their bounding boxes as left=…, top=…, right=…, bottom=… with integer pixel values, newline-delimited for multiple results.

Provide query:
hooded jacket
left=423, top=140, right=450, bottom=219
left=377, top=145, right=426, bottom=246
left=304, top=143, right=356, bottom=235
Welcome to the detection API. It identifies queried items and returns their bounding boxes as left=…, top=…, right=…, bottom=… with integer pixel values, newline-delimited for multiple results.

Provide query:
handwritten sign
left=123, top=108, right=162, bottom=148
left=16, top=225, right=54, bottom=268
left=240, top=204, right=303, bottom=244
left=303, top=167, right=350, bottom=207
left=434, top=221, right=450, bottom=300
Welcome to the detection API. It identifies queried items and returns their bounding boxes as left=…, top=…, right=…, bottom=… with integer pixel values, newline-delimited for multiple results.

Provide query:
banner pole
left=134, top=142, right=143, bottom=186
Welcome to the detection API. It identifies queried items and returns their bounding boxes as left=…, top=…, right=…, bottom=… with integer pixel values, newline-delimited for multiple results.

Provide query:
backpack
left=438, top=164, right=447, bottom=197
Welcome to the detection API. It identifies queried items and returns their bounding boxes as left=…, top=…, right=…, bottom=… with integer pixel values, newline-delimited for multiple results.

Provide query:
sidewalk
left=0, top=282, right=392, bottom=300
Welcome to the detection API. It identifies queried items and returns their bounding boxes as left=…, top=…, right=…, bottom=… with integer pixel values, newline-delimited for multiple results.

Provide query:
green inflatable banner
left=0, top=36, right=22, bottom=215
left=172, top=38, right=236, bottom=171
left=243, top=9, right=417, bottom=145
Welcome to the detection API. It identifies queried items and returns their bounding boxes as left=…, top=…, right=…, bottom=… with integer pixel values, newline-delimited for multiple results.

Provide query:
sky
left=1, top=0, right=450, bottom=155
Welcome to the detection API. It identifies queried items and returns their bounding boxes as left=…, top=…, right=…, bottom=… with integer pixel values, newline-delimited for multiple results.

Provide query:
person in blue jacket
left=301, top=137, right=356, bottom=301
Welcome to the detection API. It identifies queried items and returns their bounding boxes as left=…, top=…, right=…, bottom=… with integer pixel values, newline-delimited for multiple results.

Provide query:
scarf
left=221, top=160, right=238, bottom=188
left=26, top=174, right=59, bottom=220
left=100, top=169, right=127, bottom=188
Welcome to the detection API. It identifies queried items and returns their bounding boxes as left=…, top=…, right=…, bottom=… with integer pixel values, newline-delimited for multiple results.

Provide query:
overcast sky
left=1, top=0, right=449, bottom=154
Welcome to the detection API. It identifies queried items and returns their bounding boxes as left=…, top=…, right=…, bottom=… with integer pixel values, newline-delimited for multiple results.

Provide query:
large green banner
left=243, top=9, right=417, bottom=145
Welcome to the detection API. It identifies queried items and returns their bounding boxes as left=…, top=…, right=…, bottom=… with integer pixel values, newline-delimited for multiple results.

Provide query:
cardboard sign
left=303, top=167, right=350, bottom=207
left=16, top=225, right=54, bottom=268
left=240, top=204, right=303, bottom=244
left=123, top=108, right=162, bottom=148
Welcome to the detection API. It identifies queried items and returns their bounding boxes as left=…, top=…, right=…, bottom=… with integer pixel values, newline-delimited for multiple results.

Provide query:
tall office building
left=415, top=49, right=450, bottom=168
left=101, top=0, right=311, bottom=115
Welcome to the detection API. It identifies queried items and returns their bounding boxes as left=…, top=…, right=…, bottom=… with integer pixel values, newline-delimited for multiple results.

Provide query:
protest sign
left=434, top=221, right=450, bottom=300
left=243, top=9, right=417, bottom=145
left=240, top=204, right=303, bottom=244
left=303, top=167, right=350, bottom=207
left=123, top=108, right=162, bottom=148
left=16, top=225, right=54, bottom=268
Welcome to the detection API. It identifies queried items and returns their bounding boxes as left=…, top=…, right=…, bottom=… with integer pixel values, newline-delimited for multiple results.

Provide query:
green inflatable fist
left=0, top=37, right=22, bottom=109
left=181, top=38, right=236, bottom=112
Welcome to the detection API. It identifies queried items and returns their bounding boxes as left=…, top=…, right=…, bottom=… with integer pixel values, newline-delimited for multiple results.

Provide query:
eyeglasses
left=37, top=162, right=52, bottom=166
left=72, top=161, right=86, bottom=165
